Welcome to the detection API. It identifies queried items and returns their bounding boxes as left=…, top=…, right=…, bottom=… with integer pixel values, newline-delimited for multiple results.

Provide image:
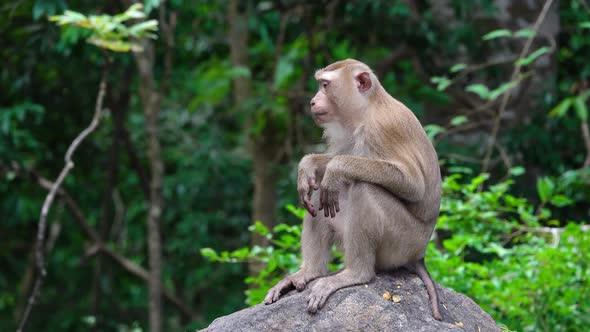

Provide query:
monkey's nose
left=310, top=100, right=316, bottom=106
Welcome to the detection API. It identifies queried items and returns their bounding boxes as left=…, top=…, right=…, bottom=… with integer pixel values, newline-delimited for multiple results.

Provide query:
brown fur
left=264, top=59, right=442, bottom=320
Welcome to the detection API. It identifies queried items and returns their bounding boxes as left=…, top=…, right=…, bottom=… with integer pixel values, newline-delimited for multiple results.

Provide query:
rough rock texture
left=200, top=270, right=499, bottom=332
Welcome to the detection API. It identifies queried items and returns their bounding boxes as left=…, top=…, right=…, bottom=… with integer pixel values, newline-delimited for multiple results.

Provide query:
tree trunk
left=133, top=37, right=164, bottom=332
left=227, top=0, right=278, bottom=276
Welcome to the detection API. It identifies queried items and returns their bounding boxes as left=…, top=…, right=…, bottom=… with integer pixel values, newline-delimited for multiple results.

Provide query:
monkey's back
left=364, top=93, right=442, bottom=223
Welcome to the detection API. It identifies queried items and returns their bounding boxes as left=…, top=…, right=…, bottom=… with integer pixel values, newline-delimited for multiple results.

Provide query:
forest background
left=1, top=1, right=589, bottom=331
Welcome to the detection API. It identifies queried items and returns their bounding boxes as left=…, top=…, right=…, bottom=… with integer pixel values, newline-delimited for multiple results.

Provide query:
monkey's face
left=311, top=66, right=373, bottom=127
left=310, top=85, right=338, bottom=125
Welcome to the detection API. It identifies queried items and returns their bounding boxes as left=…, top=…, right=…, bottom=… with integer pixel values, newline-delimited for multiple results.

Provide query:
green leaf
left=536, top=177, right=555, bottom=202
left=200, top=248, right=218, bottom=260
left=424, top=124, right=445, bottom=140
left=509, top=166, right=525, bottom=176
left=129, top=20, right=159, bottom=37
left=285, top=204, right=306, bottom=220
left=489, top=81, right=518, bottom=100
left=482, top=29, right=512, bottom=40
left=514, top=28, right=535, bottom=38
left=144, top=0, right=160, bottom=14
left=248, top=220, right=270, bottom=237
left=549, top=98, right=573, bottom=118
left=230, top=247, right=250, bottom=260
left=430, top=76, right=451, bottom=91
left=450, top=115, right=468, bottom=126
left=516, top=47, right=550, bottom=66
left=573, top=96, right=588, bottom=121
left=466, top=84, right=490, bottom=99
left=123, top=3, right=146, bottom=19
left=87, top=37, right=134, bottom=52
left=579, top=22, right=590, bottom=29
left=550, top=195, right=573, bottom=207
left=450, top=63, right=467, bottom=73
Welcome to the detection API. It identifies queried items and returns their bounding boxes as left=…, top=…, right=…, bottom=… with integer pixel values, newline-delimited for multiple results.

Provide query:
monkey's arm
left=298, top=154, right=333, bottom=216
left=319, top=155, right=425, bottom=217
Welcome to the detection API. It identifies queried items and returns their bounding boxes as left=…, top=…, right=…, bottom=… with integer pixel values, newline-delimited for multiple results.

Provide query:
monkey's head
left=310, top=59, right=377, bottom=127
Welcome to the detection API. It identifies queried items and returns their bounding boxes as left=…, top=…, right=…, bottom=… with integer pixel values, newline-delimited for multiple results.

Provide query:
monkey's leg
left=264, top=213, right=332, bottom=305
left=306, top=218, right=376, bottom=313
left=409, top=258, right=442, bottom=321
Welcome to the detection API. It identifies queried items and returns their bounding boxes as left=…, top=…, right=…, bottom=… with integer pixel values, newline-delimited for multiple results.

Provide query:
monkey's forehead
left=314, top=69, right=339, bottom=81
left=314, top=60, right=372, bottom=81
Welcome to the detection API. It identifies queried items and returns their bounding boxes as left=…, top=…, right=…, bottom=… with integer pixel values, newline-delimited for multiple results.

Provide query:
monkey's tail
left=408, top=258, right=443, bottom=321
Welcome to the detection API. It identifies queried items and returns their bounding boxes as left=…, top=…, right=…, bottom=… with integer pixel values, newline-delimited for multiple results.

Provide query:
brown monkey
left=263, top=59, right=442, bottom=320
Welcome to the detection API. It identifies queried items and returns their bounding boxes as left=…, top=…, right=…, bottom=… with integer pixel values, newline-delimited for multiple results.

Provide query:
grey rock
left=200, top=270, right=499, bottom=332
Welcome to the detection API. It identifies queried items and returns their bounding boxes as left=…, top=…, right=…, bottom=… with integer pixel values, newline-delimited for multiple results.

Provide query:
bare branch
left=7, top=166, right=202, bottom=323
left=17, top=61, right=108, bottom=332
left=504, top=225, right=590, bottom=246
left=480, top=0, right=555, bottom=175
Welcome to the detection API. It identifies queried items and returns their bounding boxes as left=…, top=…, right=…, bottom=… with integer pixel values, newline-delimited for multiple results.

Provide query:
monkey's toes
left=263, top=289, right=279, bottom=305
left=294, top=280, right=306, bottom=291
left=307, top=295, right=322, bottom=314
left=307, top=291, right=328, bottom=314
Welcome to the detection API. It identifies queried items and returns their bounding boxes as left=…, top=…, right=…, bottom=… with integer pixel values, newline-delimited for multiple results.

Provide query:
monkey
left=263, top=59, right=443, bottom=321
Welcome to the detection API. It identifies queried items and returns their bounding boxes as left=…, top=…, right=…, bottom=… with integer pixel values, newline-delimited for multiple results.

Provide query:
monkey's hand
left=298, top=158, right=320, bottom=217
left=318, top=165, right=342, bottom=218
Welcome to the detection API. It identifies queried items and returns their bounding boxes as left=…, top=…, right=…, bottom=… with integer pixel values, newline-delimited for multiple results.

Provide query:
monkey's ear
left=355, top=72, right=372, bottom=92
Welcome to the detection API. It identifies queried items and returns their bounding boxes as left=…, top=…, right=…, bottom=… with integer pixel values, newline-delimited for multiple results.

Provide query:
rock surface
left=200, top=270, right=499, bottom=332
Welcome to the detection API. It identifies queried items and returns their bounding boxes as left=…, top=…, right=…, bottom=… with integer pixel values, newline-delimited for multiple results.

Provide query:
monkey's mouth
left=313, top=111, right=328, bottom=116
left=312, top=111, right=330, bottom=122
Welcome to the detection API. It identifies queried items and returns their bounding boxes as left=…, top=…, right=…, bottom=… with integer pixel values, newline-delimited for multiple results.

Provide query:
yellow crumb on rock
left=382, top=292, right=391, bottom=300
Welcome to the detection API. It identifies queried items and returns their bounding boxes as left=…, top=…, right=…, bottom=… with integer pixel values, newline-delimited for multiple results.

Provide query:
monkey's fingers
left=324, top=191, right=332, bottom=217
left=309, top=176, right=319, bottom=191
left=305, top=186, right=317, bottom=216
left=302, top=196, right=316, bottom=217
left=327, top=199, right=334, bottom=218
left=298, top=187, right=308, bottom=204
left=299, top=186, right=315, bottom=216
left=323, top=191, right=338, bottom=218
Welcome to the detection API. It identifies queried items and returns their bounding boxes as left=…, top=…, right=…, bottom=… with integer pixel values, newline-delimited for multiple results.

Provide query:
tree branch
left=17, top=57, right=108, bottom=332
left=480, top=0, right=555, bottom=175
left=6, top=165, right=202, bottom=323
left=504, top=224, right=590, bottom=246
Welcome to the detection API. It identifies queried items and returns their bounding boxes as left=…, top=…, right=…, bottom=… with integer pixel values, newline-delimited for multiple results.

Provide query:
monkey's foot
left=264, top=274, right=308, bottom=305
left=307, top=278, right=336, bottom=314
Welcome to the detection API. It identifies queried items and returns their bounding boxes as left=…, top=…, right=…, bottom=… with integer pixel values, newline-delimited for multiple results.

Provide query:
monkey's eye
left=321, top=81, right=329, bottom=89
